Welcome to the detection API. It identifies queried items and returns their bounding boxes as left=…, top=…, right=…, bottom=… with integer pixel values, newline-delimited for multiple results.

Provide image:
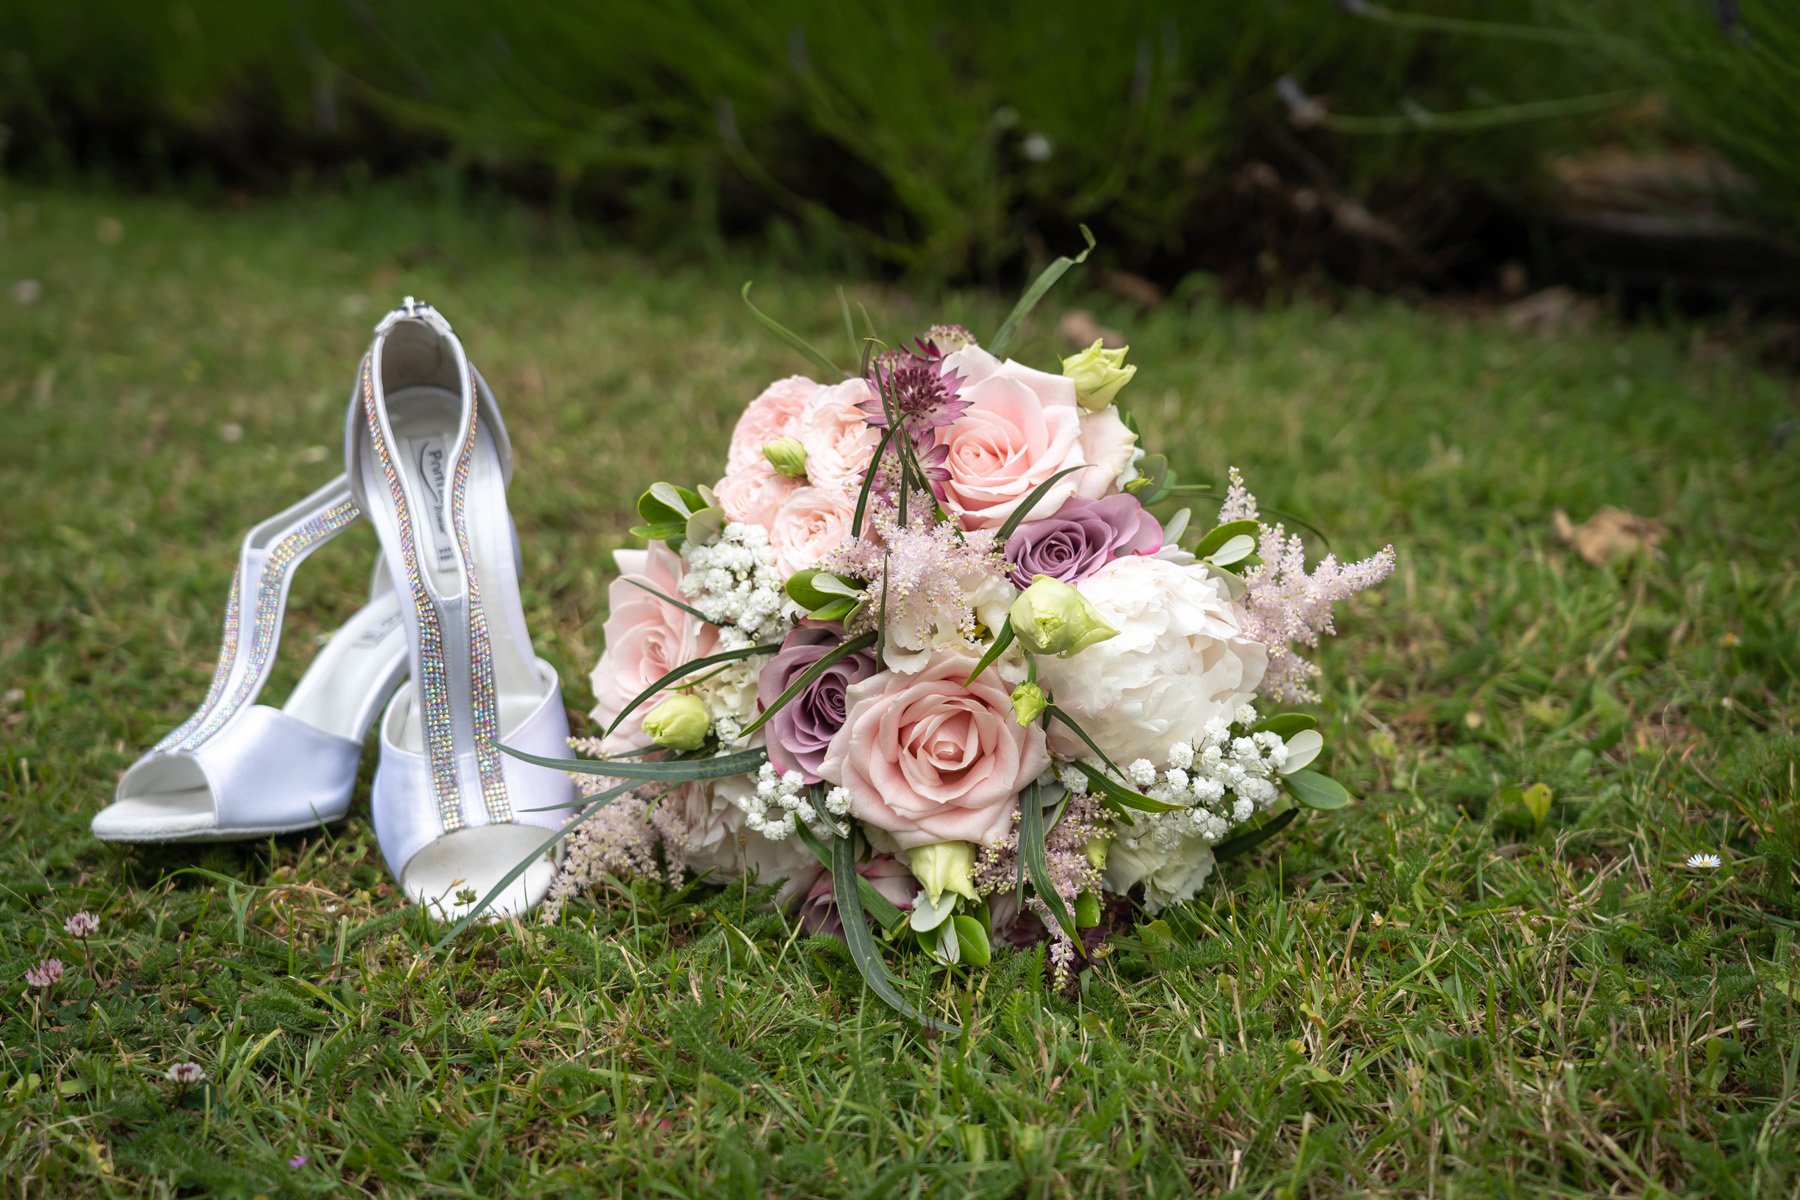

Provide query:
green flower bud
left=907, top=840, right=979, bottom=906
left=1010, top=680, right=1049, bottom=727
left=1084, top=833, right=1110, bottom=871
left=762, top=436, right=809, bottom=478
left=1060, top=339, right=1136, bottom=412
left=642, top=694, right=710, bottom=751
left=1009, top=576, right=1118, bottom=659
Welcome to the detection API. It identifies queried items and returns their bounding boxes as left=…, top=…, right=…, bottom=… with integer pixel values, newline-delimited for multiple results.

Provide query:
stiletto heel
left=347, top=299, right=576, bottom=918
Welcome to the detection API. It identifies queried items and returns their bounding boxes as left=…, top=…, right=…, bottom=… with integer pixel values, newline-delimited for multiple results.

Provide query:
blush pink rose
left=728, top=375, right=820, bottom=473
left=818, top=650, right=1050, bottom=850
left=798, top=379, right=883, bottom=494
left=935, top=345, right=1088, bottom=530
left=767, top=485, right=856, bottom=578
left=714, top=458, right=800, bottom=531
left=588, top=544, right=718, bottom=754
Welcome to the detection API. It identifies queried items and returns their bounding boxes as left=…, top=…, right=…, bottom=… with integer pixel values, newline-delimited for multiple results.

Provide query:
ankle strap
left=156, top=477, right=361, bottom=753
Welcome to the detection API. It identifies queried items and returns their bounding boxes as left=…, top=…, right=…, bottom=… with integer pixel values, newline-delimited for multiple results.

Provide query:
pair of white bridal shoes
left=94, top=299, right=577, bottom=918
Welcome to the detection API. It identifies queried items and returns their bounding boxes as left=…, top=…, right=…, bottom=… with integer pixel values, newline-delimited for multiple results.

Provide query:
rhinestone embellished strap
left=449, top=367, right=512, bottom=824
left=152, top=568, right=244, bottom=752
left=165, top=496, right=361, bottom=752
left=361, top=358, right=466, bottom=832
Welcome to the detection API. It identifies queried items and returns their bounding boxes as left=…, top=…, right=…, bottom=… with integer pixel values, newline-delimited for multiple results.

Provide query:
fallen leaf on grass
left=1552, top=506, right=1665, bottom=566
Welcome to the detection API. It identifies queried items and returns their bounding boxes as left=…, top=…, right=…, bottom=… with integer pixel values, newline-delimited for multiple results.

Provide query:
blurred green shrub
left=1, top=1, right=1788, bottom=275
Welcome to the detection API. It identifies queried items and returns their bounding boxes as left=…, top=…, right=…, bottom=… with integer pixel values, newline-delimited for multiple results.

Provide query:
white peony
left=1104, top=829, right=1216, bottom=914
left=1036, top=555, right=1267, bottom=767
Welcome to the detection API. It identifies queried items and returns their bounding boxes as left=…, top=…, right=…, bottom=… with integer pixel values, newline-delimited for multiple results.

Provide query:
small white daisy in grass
left=1685, top=852, right=1723, bottom=870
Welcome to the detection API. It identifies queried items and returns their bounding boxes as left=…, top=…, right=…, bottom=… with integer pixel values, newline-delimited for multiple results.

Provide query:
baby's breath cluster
left=679, top=522, right=793, bottom=646
left=1062, top=705, right=1294, bottom=854
left=727, top=763, right=846, bottom=841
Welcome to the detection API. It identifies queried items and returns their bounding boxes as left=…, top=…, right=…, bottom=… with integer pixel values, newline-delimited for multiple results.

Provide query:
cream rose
left=1035, top=555, right=1267, bottom=767
left=935, top=345, right=1088, bottom=530
left=798, top=379, right=882, bottom=494
left=767, top=485, right=856, bottom=578
left=589, top=545, right=719, bottom=754
left=728, top=375, right=819, bottom=473
left=819, top=650, right=1049, bottom=850
left=1075, top=405, right=1140, bottom=498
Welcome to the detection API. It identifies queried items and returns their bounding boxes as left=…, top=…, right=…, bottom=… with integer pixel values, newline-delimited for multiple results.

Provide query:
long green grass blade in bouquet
left=1020, top=780, right=1081, bottom=948
left=831, top=828, right=960, bottom=1035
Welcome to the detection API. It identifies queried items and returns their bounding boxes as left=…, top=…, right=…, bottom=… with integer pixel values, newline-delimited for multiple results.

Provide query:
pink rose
left=798, top=379, right=883, bottom=494
left=767, top=485, right=856, bottom=577
left=729, top=376, right=820, bottom=473
left=819, top=650, right=1049, bottom=850
left=715, top=458, right=800, bottom=531
left=935, top=345, right=1088, bottom=530
left=1075, top=406, right=1139, bottom=499
left=588, top=545, right=718, bottom=754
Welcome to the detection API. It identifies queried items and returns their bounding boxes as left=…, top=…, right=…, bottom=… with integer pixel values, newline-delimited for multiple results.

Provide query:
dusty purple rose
left=797, top=856, right=917, bottom=938
left=757, top=623, right=879, bottom=783
left=1002, top=493, right=1162, bottom=588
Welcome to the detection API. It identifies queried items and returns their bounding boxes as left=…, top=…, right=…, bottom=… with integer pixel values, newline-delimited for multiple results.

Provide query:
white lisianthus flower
left=1035, top=556, right=1268, bottom=767
left=880, top=561, right=1022, bottom=675
left=1103, top=831, right=1216, bottom=914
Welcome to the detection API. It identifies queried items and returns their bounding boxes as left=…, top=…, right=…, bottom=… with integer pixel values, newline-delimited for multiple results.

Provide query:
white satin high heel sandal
left=348, top=299, right=576, bottom=919
left=94, top=478, right=408, bottom=842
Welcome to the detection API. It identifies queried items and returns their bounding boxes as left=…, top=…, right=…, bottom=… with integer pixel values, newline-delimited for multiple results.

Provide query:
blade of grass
left=988, top=225, right=1096, bottom=358
left=742, top=282, right=845, bottom=378
left=831, top=828, right=959, bottom=1034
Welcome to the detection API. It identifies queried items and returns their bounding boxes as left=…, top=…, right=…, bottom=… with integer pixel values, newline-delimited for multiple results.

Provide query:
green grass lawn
left=2, top=182, right=1797, bottom=1199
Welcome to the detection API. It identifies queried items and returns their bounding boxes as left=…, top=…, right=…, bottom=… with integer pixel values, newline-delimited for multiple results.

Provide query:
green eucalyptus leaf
left=685, top=506, right=724, bottom=546
left=1191, top=519, right=1261, bottom=560
left=1284, top=769, right=1352, bottom=811
left=1253, top=713, right=1318, bottom=738
left=1206, top=534, right=1256, bottom=566
left=808, top=597, right=859, bottom=623
left=951, top=915, right=992, bottom=967
left=630, top=521, right=687, bottom=543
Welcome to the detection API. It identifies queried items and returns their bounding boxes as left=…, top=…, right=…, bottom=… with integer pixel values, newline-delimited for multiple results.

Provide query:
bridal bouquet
left=531, top=251, right=1392, bottom=1027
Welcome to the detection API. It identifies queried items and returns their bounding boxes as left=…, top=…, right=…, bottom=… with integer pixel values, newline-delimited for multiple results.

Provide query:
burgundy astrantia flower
left=757, top=624, right=880, bottom=783
left=860, top=343, right=969, bottom=433
left=1002, top=493, right=1163, bottom=588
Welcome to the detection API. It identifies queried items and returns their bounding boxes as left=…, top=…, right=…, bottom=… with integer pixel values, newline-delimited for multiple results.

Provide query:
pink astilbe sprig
left=542, top=773, right=669, bottom=923
left=1223, top=469, right=1395, bottom=702
left=824, top=508, right=1002, bottom=644
left=975, top=795, right=1106, bottom=987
